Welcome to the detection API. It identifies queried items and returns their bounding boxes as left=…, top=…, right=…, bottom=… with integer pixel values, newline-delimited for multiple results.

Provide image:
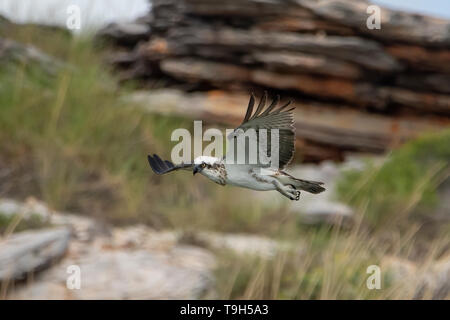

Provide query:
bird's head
left=193, top=156, right=225, bottom=184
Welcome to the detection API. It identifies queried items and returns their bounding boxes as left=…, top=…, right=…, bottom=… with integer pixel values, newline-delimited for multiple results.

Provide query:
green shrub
left=336, top=130, right=450, bottom=227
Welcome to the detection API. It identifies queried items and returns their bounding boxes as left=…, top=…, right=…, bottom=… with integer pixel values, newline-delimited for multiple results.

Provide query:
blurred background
left=0, top=0, right=449, bottom=299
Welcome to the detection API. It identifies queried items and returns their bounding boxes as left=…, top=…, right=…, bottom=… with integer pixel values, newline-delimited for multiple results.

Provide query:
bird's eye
left=201, top=163, right=206, bottom=168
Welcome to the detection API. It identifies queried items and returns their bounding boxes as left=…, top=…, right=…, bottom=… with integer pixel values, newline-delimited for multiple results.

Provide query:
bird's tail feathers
left=277, top=172, right=325, bottom=194
left=294, top=179, right=326, bottom=194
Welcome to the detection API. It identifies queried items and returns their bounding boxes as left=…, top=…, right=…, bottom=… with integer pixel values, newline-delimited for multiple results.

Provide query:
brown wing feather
left=233, top=92, right=296, bottom=169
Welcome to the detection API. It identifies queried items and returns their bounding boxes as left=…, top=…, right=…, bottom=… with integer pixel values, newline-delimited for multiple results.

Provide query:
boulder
left=98, top=21, right=150, bottom=46
left=193, top=232, right=294, bottom=258
left=0, top=197, right=101, bottom=241
left=8, top=226, right=216, bottom=299
left=0, top=38, right=65, bottom=74
left=101, top=0, right=450, bottom=161
left=382, top=255, right=450, bottom=299
left=0, top=227, right=71, bottom=282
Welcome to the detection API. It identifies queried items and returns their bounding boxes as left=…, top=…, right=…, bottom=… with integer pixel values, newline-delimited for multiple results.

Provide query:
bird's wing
left=227, top=92, right=296, bottom=169
left=147, top=154, right=193, bottom=175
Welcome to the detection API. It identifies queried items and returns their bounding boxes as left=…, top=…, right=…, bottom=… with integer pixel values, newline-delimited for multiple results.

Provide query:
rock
left=165, top=26, right=401, bottom=72
left=299, top=202, right=354, bottom=226
left=109, top=225, right=179, bottom=250
left=111, top=226, right=292, bottom=259
left=0, top=14, right=11, bottom=27
left=0, top=227, right=71, bottom=282
left=103, top=0, right=450, bottom=161
left=180, top=0, right=312, bottom=18
left=160, top=58, right=251, bottom=83
left=160, top=59, right=449, bottom=113
left=8, top=226, right=216, bottom=300
left=0, top=197, right=101, bottom=241
left=395, top=73, right=450, bottom=95
left=194, top=232, right=293, bottom=258
left=432, top=181, right=450, bottom=221
left=382, top=255, right=450, bottom=299
left=296, top=0, right=450, bottom=47
left=0, top=38, right=64, bottom=75
left=0, top=199, right=297, bottom=299
left=129, top=89, right=448, bottom=159
left=386, top=45, right=450, bottom=73
left=0, top=198, right=53, bottom=221
left=253, top=15, right=355, bottom=35
left=430, top=257, right=450, bottom=299
left=10, top=248, right=215, bottom=299
left=380, top=87, right=450, bottom=114
left=98, top=21, right=150, bottom=46
left=248, top=51, right=363, bottom=79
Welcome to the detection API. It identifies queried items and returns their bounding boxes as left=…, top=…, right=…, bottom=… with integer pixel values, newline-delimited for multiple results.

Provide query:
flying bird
left=148, top=93, right=325, bottom=200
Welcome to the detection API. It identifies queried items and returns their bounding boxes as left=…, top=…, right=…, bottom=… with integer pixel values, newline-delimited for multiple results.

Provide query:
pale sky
left=372, top=0, right=450, bottom=19
left=0, top=0, right=448, bottom=32
left=0, top=0, right=150, bottom=30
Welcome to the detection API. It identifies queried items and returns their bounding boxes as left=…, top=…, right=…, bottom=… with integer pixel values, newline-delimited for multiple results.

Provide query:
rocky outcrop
left=97, top=15, right=151, bottom=46
left=128, top=89, right=448, bottom=161
left=9, top=237, right=216, bottom=300
left=192, top=232, right=293, bottom=258
left=0, top=227, right=71, bottom=282
left=1, top=199, right=293, bottom=299
left=100, top=0, right=450, bottom=161
left=1, top=214, right=216, bottom=299
left=1, top=198, right=448, bottom=299
left=7, top=224, right=296, bottom=299
left=382, top=255, right=450, bottom=299
left=0, top=38, right=64, bottom=75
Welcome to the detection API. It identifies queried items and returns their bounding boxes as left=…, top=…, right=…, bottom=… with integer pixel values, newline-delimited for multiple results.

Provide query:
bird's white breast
left=224, top=165, right=276, bottom=191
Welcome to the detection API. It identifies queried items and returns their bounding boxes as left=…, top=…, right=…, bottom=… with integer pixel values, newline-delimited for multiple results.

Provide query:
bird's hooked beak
left=193, top=165, right=201, bottom=175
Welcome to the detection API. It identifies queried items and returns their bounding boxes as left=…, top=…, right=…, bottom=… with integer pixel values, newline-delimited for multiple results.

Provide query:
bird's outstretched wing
left=228, top=92, right=296, bottom=169
left=147, top=154, right=193, bottom=175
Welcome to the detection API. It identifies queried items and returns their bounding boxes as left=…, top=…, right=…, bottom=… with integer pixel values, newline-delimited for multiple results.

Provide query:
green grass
left=0, top=24, right=289, bottom=231
left=214, top=223, right=450, bottom=299
left=0, top=212, right=49, bottom=234
left=0, top=26, right=176, bottom=223
left=336, top=130, right=450, bottom=228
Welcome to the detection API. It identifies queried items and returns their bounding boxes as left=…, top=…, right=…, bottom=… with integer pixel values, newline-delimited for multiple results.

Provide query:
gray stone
left=194, top=231, right=293, bottom=258
left=0, top=227, right=71, bottom=281
left=0, top=198, right=100, bottom=241
left=98, top=22, right=150, bottom=45
left=382, top=255, right=450, bottom=299
left=8, top=226, right=216, bottom=300
left=0, top=38, right=64, bottom=74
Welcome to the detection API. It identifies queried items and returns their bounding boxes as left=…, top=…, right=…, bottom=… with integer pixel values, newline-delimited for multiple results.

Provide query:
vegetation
left=336, top=131, right=450, bottom=228
left=0, top=23, right=291, bottom=232
left=0, top=24, right=448, bottom=299
left=0, top=212, right=48, bottom=234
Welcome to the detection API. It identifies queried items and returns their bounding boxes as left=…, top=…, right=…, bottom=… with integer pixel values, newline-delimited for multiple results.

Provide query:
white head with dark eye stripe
left=193, top=156, right=226, bottom=185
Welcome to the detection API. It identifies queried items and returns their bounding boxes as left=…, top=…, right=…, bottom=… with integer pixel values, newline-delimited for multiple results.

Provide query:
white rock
left=195, top=231, right=293, bottom=258
left=382, top=255, right=450, bottom=299
left=0, top=197, right=100, bottom=241
left=0, top=227, right=71, bottom=281
left=8, top=226, right=216, bottom=300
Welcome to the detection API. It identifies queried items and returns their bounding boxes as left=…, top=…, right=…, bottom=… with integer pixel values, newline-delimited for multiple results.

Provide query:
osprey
left=148, top=93, right=325, bottom=200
